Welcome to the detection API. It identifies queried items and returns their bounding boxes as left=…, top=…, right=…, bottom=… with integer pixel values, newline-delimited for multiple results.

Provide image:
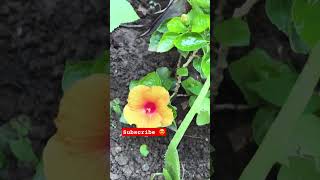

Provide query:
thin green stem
left=168, top=75, right=210, bottom=149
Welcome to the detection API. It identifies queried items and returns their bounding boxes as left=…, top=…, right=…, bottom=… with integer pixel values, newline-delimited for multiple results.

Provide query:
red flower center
left=144, top=102, right=157, bottom=114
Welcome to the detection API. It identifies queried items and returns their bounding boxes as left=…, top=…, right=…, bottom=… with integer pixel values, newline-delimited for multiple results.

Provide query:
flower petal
left=43, top=135, right=108, bottom=180
left=55, top=74, right=108, bottom=139
left=127, top=85, right=150, bottom=109
left=158, top=106, right=174, bottom=127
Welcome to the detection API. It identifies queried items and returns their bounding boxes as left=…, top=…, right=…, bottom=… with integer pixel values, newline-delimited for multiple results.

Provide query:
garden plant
left=214, top=0, right=320, bottom=179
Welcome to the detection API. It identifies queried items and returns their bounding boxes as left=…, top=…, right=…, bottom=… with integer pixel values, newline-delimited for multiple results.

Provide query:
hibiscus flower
left=123, top=85, right=174, bottom=128
left=43, top=74, right=109, bottom=180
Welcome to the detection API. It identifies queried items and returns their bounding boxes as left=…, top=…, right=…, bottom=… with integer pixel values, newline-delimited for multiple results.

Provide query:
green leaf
left=156, top=67, right=175, bottom=90
left=292, top=0, right=320, bottom=48
left=252, top=107, right=278, bottom=145
left=119, top=113, right=128, bottom=124
left=229, top=49, right=293, bottom=105
left=215, top=18, right=250, bottom=47
left=288, top=22, right=310, bottom=54
left=164, top=146, right=180, bottom=180
left=110, top=0, right=139, bottom=32
left=192, top=13, right=210, bottom=33
left=110, top=98, right=122, bottom=116
left=148, top=32, right=163, bottom=52
left=247, top=74, right=320, bottom=113
left=278, top=157, right=320, bottom=180
left=265, top=0, right=293, bottom=34
left=201, top=53, right=210, bottom=78
left=33, top=161, right=46, bottom=180
left=192, top=57, right=206, bottom=78
left=177, top=67, right=188, bottom=76
left=167, top=17, right=188, bottom=33
left=174, top=32, right=207, bottom=51
left=139, top=72, right=162, bottom=87
left=9, top=138, right=38, bottom=164
left=129, top=80, right=139, bottom=90
left=139, top=144, right=149, bottom=157
left=193, top=0, right=210, bottom=9
left=181, top=77, right=203, bottom=95
left=246, top=74, right=297, bottom=106
left=168, top=104, right=178, bottom=119
left=196, top=111, right=210, bottom=126
left=157, top=32, right=178, bottom=52
left=10, top=115, right=31, bottom=137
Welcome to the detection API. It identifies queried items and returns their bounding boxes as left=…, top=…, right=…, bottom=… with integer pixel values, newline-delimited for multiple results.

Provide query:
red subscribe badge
left=122, top=128, right=166, bottom=137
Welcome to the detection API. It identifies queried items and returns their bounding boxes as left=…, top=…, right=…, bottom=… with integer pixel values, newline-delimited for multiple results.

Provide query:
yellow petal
left=158, top=106, right=174, bottom=127
left=55, top=74, right=108, bottom=139
left=145, top=86, right=170, bottom=106
left=127, top=85, right=150, bottom=109
left=43, top=135, right=108, bottom=180
left=123, top=105, right=144, bottom=126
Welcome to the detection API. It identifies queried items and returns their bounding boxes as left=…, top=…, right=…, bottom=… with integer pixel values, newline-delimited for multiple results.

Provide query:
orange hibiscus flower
left=123, top=85, right=174, bottom=128
left=43, top=74, right=109, bottom=180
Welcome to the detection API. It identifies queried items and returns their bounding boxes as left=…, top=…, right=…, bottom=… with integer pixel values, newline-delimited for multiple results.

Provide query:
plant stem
left=171, top=50, right=199, bottom=99
left=239, top=42, right=320, bottom=180
left=168, top=75, right=210, bottom=149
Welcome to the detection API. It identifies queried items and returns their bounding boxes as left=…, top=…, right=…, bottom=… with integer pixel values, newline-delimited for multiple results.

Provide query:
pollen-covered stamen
left=144, top=102, right=157, bottom=114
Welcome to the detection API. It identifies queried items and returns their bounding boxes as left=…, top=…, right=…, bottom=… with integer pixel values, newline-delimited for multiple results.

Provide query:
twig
left=233, top=0, right=260, bottom=18
left=171, top=51, right=199, bottom=99
left=120, top=24, right=145, bottom=28
left=214, top=104, right=253, bottom=111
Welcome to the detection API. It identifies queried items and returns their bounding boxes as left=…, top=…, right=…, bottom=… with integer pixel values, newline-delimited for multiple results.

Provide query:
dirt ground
left=0, top=0, right=107, bottom=179
left=213, top=0, right=307, bottom=180
left=110, top=1, right=210, bottom=179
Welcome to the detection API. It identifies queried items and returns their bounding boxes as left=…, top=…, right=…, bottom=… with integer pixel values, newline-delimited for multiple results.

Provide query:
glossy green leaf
left=278, top=157, right=320, bottom=180
left=139, top=72, right=162, bottom=87
left=196, top=111, right=210, bottom=126
left=229, top=49, right=293, bottom=105
left=201, top=54, right=210, bottom=78
left=177, top=67, right=188, bottom=76
left=139, top=144, right=149, bottom=157
left=192, top=13, right=210, bottom=33
left=9, top=138, right=38, bottom=164
left=265, top=0, right=293, bottom=33
left=174, top=32, right=207, bottom=51
left=292, top=0, right=320, bottom=48
left=157, top=32, right=178, bottom=52
left=193, top=0, right=210, bottom=9
left=181, top=77, right=203, bottom=95
left=149, top=32, right=163, bottom=52
left=192, top=57, right=206, bottom=78
left=164, top=146, right=180, bottom=180
left=252, top=107, right=278, bottom=145
left=167, top=17, right=188, bottom=33
left=156, top=67, right=175, bottom=90
left=215, top=18, right=250, bottom=47
left=129, top=80, right=139, bottom=90
left=110, top=0, right=139, bottom=32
